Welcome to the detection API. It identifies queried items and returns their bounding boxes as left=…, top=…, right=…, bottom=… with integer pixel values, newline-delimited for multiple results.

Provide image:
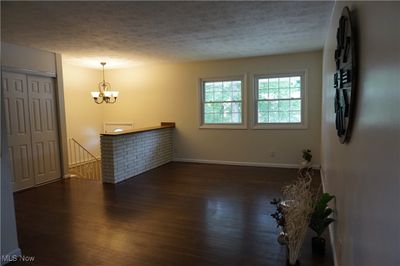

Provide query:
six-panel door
left=2, top=71, right=61, bottom=191
left=27, top=75, right=61, bottom=185
left=2, top=72, right=35, bottom=190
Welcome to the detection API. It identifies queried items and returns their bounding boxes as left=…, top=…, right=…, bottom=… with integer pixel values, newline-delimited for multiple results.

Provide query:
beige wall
left=62, top=62, right=104, bottom=157
left=321, top=2, right=400, bottom=266
left=1, top=42, right=56, bottom=74
left=102, top=51, right=322, bottom=166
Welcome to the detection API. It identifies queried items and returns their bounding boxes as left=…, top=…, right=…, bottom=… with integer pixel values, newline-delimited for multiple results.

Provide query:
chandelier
left=91, top=62, right=119, bottom=104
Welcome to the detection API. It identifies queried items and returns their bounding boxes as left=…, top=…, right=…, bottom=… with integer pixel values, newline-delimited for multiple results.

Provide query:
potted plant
left=301, top=149, right=312, bottom=166
left=309, top=192, right=335, bottom=255
left=299, top=149, right=313, bottom=178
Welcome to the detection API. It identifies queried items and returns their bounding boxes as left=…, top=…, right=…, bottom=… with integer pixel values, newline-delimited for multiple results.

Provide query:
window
left=200, top=77, right=246, bottom=129
left=254, top=72, right=306, bottom=129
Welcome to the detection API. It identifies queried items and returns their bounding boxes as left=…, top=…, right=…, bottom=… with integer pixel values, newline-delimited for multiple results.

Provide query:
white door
left=27, top=75, right=61, bottom=184
left=2, top=72, right=35, bottom=190
left=2, top=72, right=61, bottom=190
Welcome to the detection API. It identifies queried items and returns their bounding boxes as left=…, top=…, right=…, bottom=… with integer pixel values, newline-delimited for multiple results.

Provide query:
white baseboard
left=320, top=168, right=338, bottom=266
left=1, top=248, right=21, bottom=265
left=174, top=157, right=320, bottom=169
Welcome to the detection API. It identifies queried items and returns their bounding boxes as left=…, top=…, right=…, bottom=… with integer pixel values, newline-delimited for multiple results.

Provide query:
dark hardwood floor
left=12, top=162, right=333, bottom=266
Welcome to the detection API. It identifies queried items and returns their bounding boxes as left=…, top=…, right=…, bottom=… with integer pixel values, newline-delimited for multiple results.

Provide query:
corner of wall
left=55, top=54, right=70, bottom=177
left=319, top=168, right=338, bottom=266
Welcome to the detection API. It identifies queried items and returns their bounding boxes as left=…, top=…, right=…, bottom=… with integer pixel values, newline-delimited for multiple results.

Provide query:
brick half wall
left=100, top=128, right=173, bottom=183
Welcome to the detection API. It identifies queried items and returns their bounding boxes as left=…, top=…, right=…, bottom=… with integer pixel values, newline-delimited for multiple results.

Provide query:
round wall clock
left=334, top=7, right=357, bottom=144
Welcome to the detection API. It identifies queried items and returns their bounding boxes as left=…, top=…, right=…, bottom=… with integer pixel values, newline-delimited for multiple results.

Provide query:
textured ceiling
left=1, top=1, right=334, bottom=68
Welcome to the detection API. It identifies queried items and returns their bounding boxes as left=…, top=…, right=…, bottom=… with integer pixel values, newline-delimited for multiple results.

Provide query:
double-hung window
left=254, top=72, right=306, bottom=129
left=200, top=77, right=246, bottom=129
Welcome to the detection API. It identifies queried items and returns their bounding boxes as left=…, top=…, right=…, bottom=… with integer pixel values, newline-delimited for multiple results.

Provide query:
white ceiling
left=1, top=1, right=334, bottom=68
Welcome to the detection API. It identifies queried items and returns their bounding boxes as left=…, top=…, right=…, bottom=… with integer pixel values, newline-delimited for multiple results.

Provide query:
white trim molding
left=1, top=248, right=21, bottom=265
left=1, top=66, right=56, bottom=78
left=252, top=70, right=308, bottom=130
left=174, top=158, right=320, bottom=169
left=320, top=168, right=339, bottom=266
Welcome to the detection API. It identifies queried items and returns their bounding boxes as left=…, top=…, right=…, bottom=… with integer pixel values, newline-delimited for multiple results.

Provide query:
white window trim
left=252, top=70, right=308, bottom=130
left=199, top=75, right=247, bottom=129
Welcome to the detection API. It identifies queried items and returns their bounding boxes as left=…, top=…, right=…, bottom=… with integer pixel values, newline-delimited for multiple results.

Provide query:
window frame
left=199, top=75, right=247, bottom=129
left=252, top=71, right=307, bottom=129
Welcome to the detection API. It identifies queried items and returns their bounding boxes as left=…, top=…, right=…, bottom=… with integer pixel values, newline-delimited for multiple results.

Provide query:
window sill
left=252, top=123, right=308, bottom=130
left=199, top=124, right=247, bottom=130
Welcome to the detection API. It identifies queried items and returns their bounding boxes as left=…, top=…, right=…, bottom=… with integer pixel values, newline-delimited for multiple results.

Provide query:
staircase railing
left=68, top=138, right=102, bottom=181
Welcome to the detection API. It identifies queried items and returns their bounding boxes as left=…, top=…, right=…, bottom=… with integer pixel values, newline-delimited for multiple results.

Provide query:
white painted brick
left=101, top=128, right=173, bottom=183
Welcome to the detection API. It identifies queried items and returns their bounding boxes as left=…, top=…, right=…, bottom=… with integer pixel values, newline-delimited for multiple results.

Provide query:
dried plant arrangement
left=282, top=173, right=314, bottom=265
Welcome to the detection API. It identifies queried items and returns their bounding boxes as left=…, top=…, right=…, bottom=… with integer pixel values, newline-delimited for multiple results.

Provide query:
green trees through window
left=256, top=75, right=302, bottom=124
left=200, top=73, right=304, bottom=128
left=202, top=80, right=242, bottom=124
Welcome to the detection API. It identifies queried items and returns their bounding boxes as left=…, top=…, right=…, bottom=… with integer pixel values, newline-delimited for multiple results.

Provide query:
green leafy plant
left=309, top=193, right=335, bottom=237
left=302, top=149, right=312, bottom=163
left=270, top=198, right=285, bottom=228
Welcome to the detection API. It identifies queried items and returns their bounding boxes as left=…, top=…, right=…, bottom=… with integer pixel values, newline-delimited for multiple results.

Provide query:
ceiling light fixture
left=91, top=62, right=119, bottom=104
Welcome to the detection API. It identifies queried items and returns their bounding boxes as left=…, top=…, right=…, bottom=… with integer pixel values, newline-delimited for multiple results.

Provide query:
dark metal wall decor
left=334, top=7, right=357, bottom=144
